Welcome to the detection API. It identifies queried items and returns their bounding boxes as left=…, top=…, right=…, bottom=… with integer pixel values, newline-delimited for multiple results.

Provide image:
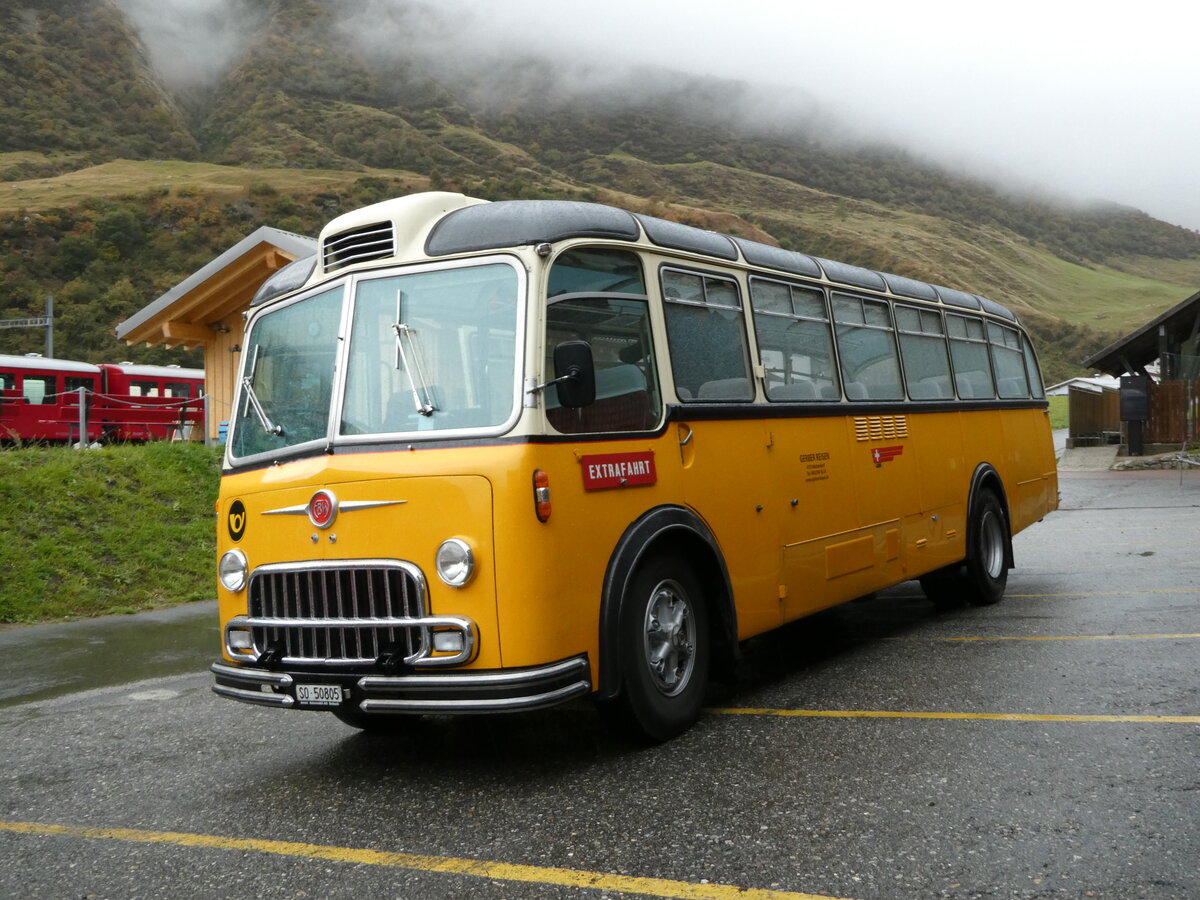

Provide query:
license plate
left=295, top=684, right=343, bottom=707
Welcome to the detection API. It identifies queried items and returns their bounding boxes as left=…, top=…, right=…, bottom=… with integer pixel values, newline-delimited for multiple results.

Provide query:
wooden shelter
left=1083, top=288, right=1200, bottom=450
left=116, top=227, right=317, bottom=440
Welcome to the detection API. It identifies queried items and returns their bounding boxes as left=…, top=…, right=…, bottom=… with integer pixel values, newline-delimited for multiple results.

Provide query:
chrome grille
left=322, top=221, right=395, bottom=272
left=247, top=561, right=426, bottom=665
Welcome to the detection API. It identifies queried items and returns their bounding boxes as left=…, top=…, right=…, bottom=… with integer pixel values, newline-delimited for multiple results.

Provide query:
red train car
left=0, top=354, right=204, bottom=442
left=97, top=362, right=206, bottom=441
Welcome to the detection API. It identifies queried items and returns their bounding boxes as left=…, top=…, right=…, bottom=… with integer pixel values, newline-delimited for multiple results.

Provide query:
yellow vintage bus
left=211, top=192, right=1057, bottom=740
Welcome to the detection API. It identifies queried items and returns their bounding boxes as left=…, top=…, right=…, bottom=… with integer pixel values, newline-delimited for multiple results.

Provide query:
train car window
left=65, top=377, right=93, bottom=393
left=0, top=373, right=13, bottom=391
left=23, top=375, right=55, bottom=404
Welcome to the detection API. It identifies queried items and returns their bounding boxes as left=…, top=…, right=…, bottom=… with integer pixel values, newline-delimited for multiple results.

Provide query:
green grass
left=0, top=157, right=404, bottom=213
left=1047, top=395, right=1069, bottom=430
left=0, top=442, right=221, bottom=624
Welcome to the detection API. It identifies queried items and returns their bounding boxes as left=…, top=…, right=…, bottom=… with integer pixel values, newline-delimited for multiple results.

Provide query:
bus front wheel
left=603, top=556, right=710, bottom=743
left=332, top=707, right=412, bottom=733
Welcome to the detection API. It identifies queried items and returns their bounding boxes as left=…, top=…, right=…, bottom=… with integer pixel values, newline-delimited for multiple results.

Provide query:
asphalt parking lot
left=0, top=467, right=1197, bottom=899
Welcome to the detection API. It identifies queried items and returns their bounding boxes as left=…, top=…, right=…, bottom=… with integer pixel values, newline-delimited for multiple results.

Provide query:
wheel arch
left=596, top=505, right=736, bottom=701
left=968, top=463, right=1014, bottom=570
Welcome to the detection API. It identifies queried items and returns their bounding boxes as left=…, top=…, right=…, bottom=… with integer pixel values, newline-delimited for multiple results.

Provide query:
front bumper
left=210, top=654, right=592, bottom=715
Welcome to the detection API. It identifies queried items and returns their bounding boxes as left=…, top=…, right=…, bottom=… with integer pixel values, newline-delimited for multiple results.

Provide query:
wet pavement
left=1, top=470, right=1198, bottom=899
left=0, top=601, right=218, bottom=709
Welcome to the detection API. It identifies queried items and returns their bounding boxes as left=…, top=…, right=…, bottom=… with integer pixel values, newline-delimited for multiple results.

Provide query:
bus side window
left=831, top=293, right=904, bottom=401
left=662, top=268, right=753, bottom=402
left=946, top=313, right=996, bottom=399
left=896, top=305, right=953, bottom=400
left=750, top=278, right=839, bottom=401
left=1021, top=334, right=1046, bottom=399
left=988, top=322, right=1031, bottom=399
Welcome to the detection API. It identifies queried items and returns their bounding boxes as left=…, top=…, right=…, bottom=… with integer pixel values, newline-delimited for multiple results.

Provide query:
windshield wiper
left=392, top=321, right=436, bottom=417
left=242, top=346, right=284, bottom=436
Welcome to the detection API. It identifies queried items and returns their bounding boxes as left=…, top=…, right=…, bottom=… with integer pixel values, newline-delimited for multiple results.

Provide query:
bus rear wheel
left=604, top=555, right=710, bottom=743
left=920, top=490, right=1009, bottom=609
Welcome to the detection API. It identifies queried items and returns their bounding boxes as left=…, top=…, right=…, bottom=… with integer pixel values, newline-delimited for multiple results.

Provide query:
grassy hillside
left=3, top=155, right=1194, bottom=384
left=2, top=0, right=1199, bottom=383
left=0, top=443, right=220, bottom=624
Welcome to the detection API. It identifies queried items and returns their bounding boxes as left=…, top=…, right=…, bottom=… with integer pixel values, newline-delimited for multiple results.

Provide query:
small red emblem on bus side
left=307, top=490, right=338, bottom=529
left=871, top=445, right=904, bottom=467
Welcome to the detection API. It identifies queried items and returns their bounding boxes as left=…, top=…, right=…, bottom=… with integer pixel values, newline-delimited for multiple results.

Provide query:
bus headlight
left=219, top=549, right=248, bottom=592
left=435, top=539, right=475, bottom=588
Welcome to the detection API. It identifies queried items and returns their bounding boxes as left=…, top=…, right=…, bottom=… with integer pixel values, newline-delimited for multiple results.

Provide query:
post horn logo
left=227, top=499, right=247, bottom=542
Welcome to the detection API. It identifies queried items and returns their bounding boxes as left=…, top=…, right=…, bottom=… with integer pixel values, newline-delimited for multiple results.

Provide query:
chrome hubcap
left=642, top=579, right=696, bottom=697
left=980, top=510, right=1005, bottom=579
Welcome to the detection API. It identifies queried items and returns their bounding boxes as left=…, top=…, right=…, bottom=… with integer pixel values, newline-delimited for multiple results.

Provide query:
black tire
left=332, top=707, right=411, bottom=733
left=602, top=555, right=710, bottom=743
left=919, top=489, right=1009, bottom=609
left=918, top=572, right=967, bottom=611
left=963, top=490, right=1009, bottom=606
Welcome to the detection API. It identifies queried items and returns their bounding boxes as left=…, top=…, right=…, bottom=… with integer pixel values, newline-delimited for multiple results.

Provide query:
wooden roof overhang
left=116, top=227, right=317, bottom=349
left=1083, top=288, right=1200, bottom=377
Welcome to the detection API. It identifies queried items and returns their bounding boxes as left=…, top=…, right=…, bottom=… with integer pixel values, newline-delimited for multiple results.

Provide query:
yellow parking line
left=1005, top=590, right=1198, bottom=597
left=923, top=633, right=1200, bottom=643
left=0, top=820, right=846, bottom=900
left=707, top=708, right=1200, bottom=724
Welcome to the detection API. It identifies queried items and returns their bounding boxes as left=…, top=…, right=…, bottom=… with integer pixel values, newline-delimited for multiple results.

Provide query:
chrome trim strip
left=359, top=680, right=590, bottom=714
left=357, top=655, right=587, bottom=690
left=250, top=558, right=421, bottom=573
left=210, top=655, right=592, bottom=716
left=210, top=661, right=294, bottom=687
left=211, top=683, right=295, bottom=708
left=262, top=500, right=407, bottom=517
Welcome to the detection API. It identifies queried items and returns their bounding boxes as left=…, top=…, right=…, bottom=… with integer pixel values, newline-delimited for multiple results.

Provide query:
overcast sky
left=122, top=0, right=1200, bottom=232
left=434, top=0, right=1199, bottom=231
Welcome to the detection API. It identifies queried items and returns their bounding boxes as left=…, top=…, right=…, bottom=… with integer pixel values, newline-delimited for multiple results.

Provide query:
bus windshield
left=340, top=262, right=520, bottom=437
left=230, top=261, right=521, bottom=462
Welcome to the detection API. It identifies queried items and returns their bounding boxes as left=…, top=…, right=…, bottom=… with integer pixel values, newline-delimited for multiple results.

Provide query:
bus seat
left=596, top=364, right=646, bottom=399
left=956, top=372, right=993, bottom=398
left=998, top=377, right=1027, bottom=398
left=908, top=382, right=938, bottom=400
left=845, top=382, right=868, bottom=400
left=548, top=364, right=654, bottom=433
left=771, top=380, right=817, bottom=400
left=910, top=377, right=949, bottom=399
left=698, top=377, right=752, bottom=400
left=820, top=384, right=839, bottom=400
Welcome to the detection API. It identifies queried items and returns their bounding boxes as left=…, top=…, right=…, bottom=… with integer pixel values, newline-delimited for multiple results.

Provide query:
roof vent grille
left=322, top=221, right=395, bottom=272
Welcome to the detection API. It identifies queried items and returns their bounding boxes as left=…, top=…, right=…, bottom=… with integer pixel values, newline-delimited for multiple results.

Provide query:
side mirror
left=553, top=340, right=596, bottom=408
